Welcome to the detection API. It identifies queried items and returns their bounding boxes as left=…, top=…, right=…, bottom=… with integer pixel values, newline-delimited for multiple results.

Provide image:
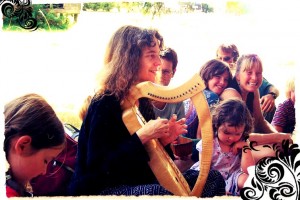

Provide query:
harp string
left=121, top=74, right=213, bottom=197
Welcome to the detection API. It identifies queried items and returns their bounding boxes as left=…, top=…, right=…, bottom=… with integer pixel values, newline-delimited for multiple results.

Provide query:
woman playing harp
left=69, top=25, right=225, bottom=197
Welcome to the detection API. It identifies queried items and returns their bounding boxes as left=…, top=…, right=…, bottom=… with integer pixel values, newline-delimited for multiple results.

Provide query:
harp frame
left=121, top=73, right=213, bottom=197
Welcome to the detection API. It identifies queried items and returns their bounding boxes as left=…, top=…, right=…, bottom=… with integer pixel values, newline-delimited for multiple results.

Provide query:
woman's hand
left=276, top=133, right=293, bottom=144
left=136, top=118, right=169, bottom=144
left=160, top=114, right=187, bottom=146
left=260, top=94, right=275, bottom=113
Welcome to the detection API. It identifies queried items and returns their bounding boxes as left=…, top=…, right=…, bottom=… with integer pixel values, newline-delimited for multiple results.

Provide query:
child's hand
left=232, top=141, right=248, bottom=155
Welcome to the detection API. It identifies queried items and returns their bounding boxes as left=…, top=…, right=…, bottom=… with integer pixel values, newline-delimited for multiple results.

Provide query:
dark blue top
left=69, top=93, right=174, bottom=195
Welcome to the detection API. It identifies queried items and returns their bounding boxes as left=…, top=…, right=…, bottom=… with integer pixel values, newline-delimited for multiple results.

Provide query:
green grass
left=56, top=111, right=82, bottom=130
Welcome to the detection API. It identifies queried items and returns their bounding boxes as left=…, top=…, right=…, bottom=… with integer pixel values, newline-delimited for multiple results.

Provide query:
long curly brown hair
left=96, top=25, right=164, bottom=101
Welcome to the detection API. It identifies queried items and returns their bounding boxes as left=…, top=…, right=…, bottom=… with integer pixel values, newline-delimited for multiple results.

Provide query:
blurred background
left=0, top=1, right=298, bottom=135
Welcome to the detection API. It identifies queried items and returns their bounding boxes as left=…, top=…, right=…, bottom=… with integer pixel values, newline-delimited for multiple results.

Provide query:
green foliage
left=180, top=2, right=214, bottom=13
left=179, top=2, right=195, bottom=13
left=83, top=2, right=115, bottom=12
left=141, top=2, right=165, bottom=19
left=3, top=4, right=72, bottom=31
left=119, top=2, right=141, bottom=12
left=83, top=2, right=171, bottom=19
left=200, top=3, right=214, bottom=13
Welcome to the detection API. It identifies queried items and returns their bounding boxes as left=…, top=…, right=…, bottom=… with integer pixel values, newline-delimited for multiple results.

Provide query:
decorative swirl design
left=242, top=186, right=262, bottom=200
left=256, top=158, right=284, bottom=184
left=269, top=182, right=296, bottom=198
left=1, top=0, right=38, bottom=30
left=241, top=140, right=300, bottom=200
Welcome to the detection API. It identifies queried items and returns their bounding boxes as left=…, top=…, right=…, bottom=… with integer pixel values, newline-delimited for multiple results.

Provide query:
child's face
left=137, top=38, right=162, bottom=83
left=10, top=141, right=64, bottom=184
left=207, top=71, right=230, bottom=95
left=217, top=123, right=245, bottom=146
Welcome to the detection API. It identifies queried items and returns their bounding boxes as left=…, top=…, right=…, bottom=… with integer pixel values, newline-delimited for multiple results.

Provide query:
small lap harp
left=121, top=73, right=213, bottom=197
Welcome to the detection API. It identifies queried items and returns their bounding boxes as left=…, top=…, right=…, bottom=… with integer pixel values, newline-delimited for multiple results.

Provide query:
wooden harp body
left=121, top=73, right=213, bottom=197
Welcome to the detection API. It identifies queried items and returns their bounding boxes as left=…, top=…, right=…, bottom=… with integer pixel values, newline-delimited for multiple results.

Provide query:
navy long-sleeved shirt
left=69, top=93, right=173, bottom=195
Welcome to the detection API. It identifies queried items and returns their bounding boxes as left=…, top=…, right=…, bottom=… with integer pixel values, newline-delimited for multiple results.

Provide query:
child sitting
left=271, top=76, right=295, bottom=133
left=190, top=98, right=255, bottom=195
left=4, top=93, right=66, bottom=197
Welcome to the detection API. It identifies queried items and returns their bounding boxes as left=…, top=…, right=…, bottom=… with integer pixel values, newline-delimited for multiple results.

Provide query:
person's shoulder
left=223, top=87, right=236, bottom=91
left=280, top=98, right=294, bottom=107
left=92, top=93, right=118, bottom=105
left=262, top=77, right=273, bottom=85
left=89, top=93, right=120, bottom=114
left=220, top=88, right=241, bottom=100
left=286, top=98, right=294, bottom=104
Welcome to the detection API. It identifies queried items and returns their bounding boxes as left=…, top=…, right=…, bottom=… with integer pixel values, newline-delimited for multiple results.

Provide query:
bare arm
left=248, top=132, right=293, bottom=163
left=252, top=90, right=278, bottom=133
left=269, top=85, right=280, bottom=97
left=273, top=125, right=284, bottom=133
left=248, top=132, right=293, bottom=145
left=241, top=145, right=255, bottom=174
left=232, top=141, right=255, bottom=173
left=220, top=88, right=242, bottom=100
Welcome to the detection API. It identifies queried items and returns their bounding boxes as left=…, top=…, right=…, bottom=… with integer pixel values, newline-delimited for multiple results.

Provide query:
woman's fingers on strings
left=176, top=118, right=186, bottom=125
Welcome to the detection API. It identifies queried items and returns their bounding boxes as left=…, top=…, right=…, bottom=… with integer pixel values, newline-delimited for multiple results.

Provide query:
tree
left=141, top=2, right=165, bottom=19
left=83, top=2, right=115, bottom=12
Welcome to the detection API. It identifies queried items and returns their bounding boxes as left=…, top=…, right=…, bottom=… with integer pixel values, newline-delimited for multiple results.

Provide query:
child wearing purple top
left=272, top=76, right=295, bottom=133
left=191, top=98, right=255, bottom=196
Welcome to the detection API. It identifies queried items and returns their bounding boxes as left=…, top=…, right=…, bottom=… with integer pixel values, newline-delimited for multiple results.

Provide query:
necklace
left=152, top=100, right=166, bottom=110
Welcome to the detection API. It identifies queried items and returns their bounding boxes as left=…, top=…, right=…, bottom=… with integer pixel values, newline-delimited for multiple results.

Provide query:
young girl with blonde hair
left=272, top=76, right=296, bottom=133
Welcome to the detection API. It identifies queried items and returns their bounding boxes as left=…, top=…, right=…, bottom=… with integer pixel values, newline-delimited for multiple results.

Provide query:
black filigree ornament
left=1, top=0, right=38, bottom=31
left=241, top=140, right=300, bottom=200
